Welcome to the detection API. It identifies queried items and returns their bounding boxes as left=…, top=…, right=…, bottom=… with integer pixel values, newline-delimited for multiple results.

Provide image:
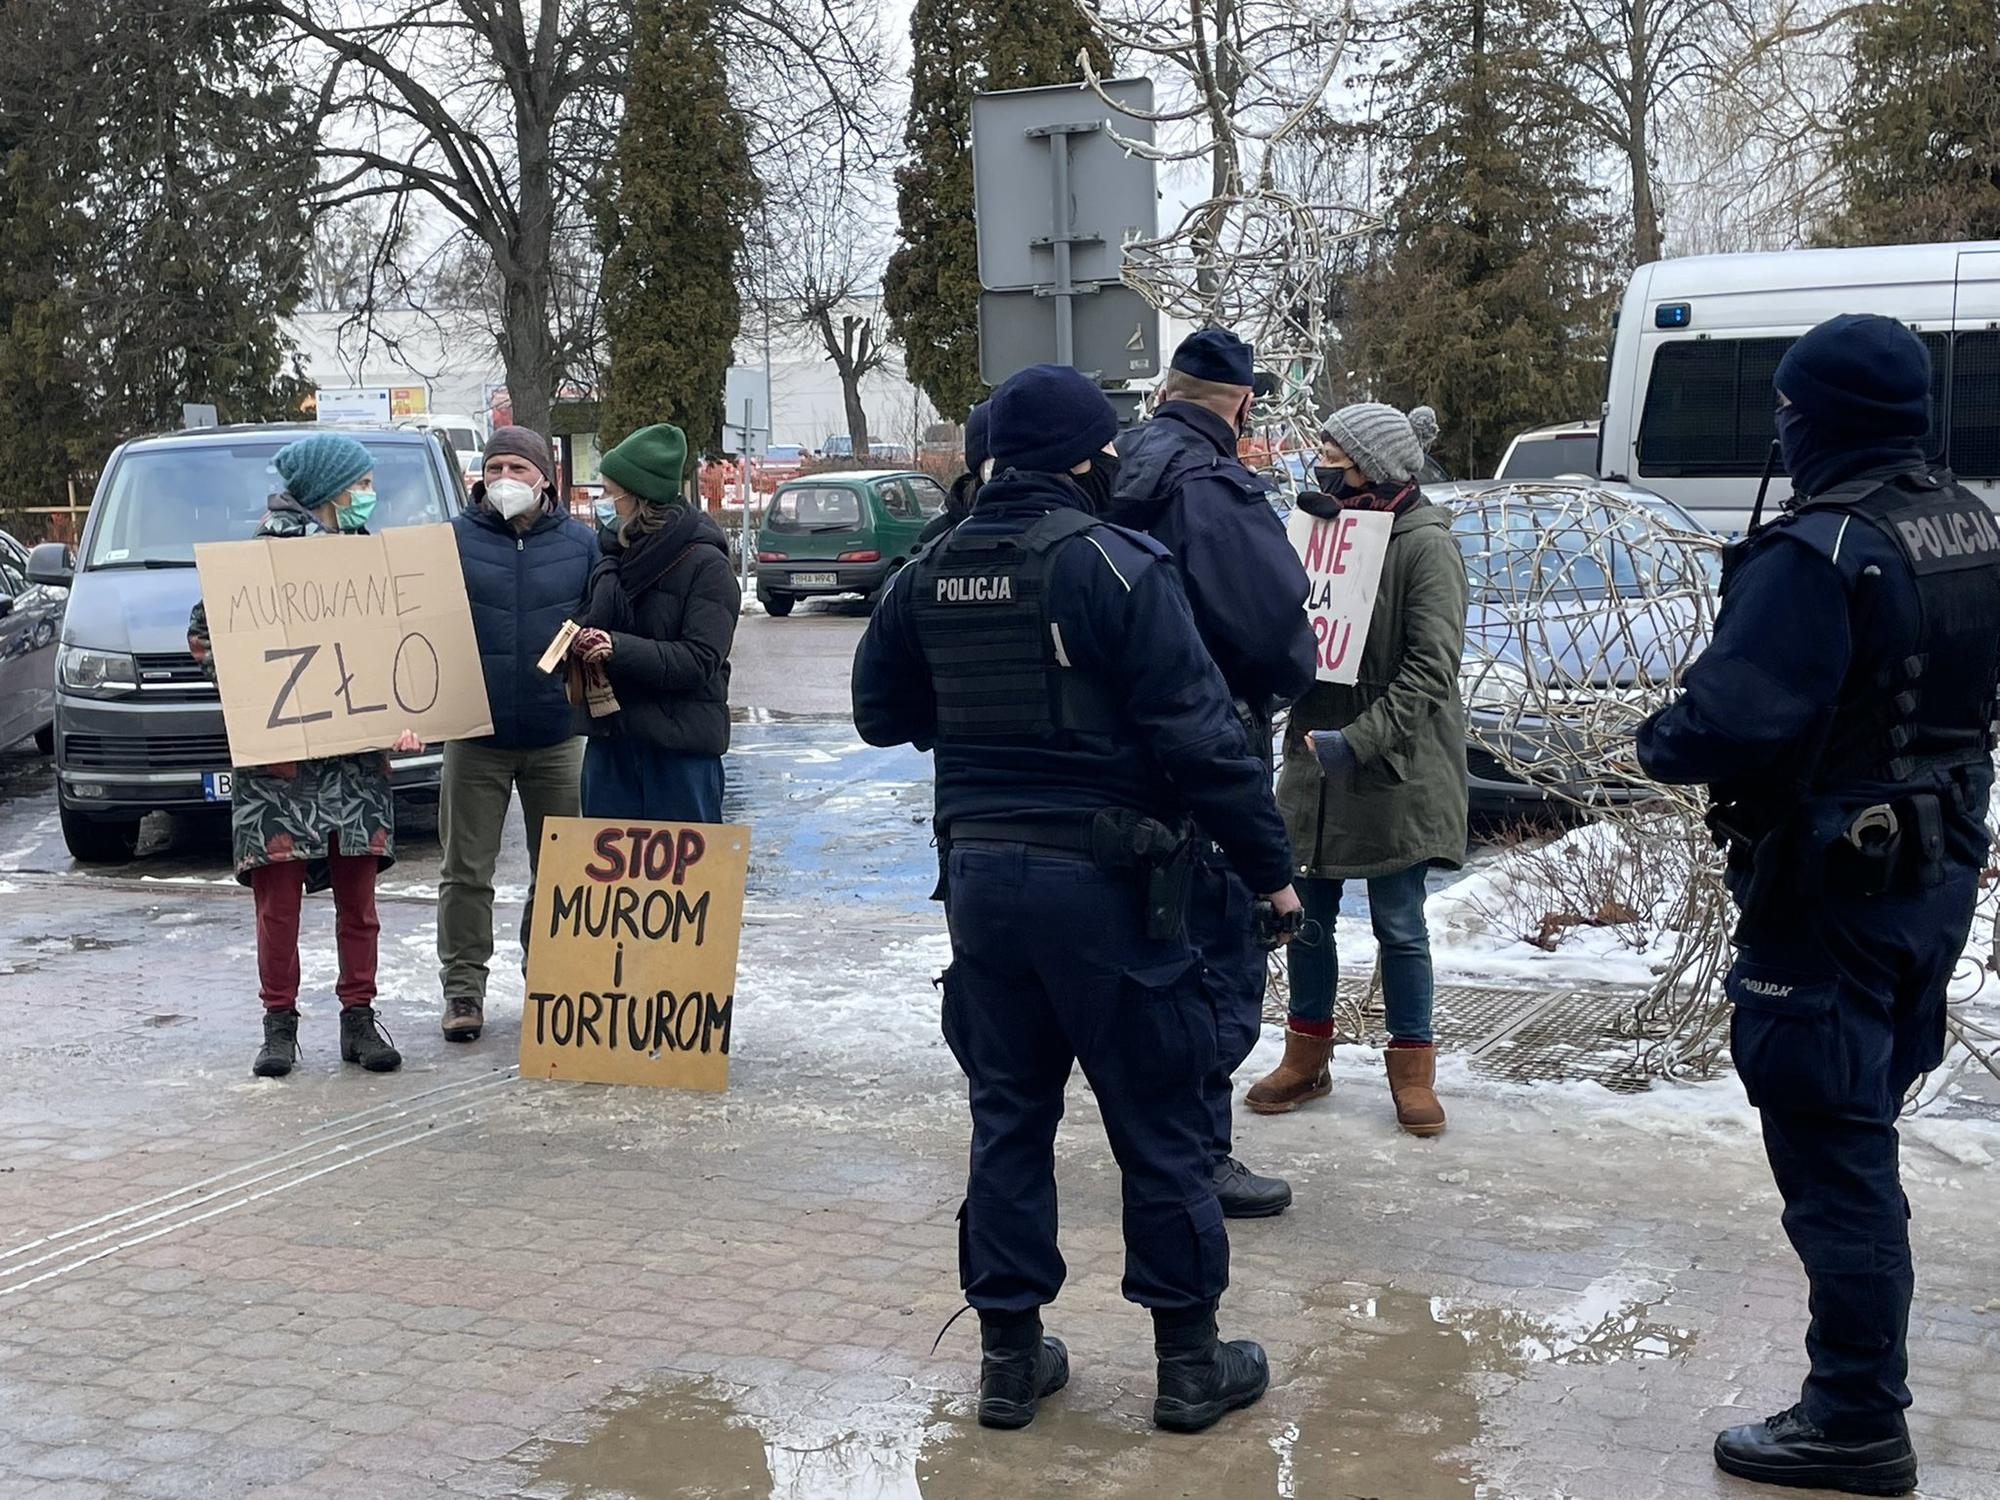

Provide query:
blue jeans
left=1286, top=866, right=1435, bottom=1043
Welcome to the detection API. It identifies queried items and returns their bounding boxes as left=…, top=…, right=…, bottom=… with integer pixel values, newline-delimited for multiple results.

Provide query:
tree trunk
left=841, top=368, right=871, bottom=459
left=497, top=95, right=557, bottom=438
left=1627, top=107, right=1663, bottom=264
left=498, top=271, right=555, bottom=438
left=1627, top=0, right=1664, bottom=265
left=816, top=306, right=873, bottom=457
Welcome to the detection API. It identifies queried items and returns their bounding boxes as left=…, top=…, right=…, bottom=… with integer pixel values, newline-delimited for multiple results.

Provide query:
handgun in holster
left=1091, top=809, right=1196, bottom=941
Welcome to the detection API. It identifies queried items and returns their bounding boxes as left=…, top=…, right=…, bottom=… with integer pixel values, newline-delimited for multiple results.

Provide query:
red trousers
left=251, top=845, right=380, bottom=1011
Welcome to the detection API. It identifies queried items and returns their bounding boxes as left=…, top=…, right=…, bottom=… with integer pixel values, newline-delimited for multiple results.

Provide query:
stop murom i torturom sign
left=519, top=817, right=750, bottom=1090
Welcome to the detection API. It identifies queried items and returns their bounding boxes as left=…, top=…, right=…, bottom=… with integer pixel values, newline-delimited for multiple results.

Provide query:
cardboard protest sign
left=193, top=525, right=493, bottom=765
left=1286, top=507, right=1395, bottom=685
left=519, top=817, right=751, bottom=1091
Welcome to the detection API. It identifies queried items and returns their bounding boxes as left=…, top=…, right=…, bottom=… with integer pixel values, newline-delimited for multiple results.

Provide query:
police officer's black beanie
left=988, top=364, right=1119, bottom=474
left=1775, top=314, right=1930, bottom=438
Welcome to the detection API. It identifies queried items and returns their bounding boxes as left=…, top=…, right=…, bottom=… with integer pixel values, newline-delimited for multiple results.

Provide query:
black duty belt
left=949, top=817, right=1097, bottom=855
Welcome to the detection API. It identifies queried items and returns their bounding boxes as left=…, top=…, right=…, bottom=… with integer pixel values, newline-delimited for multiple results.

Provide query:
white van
left=397, top=412, right=488, bottom=487
left=1599, top=241, right=2000, bottom=535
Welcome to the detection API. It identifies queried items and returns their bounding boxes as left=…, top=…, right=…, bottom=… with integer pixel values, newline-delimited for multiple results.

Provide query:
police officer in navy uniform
left=854, top=363, right=1303, bottom=1435
left=1638, top=315, right=2000, bottom=1497
left=1107, top=328, right=1317, bottom=1219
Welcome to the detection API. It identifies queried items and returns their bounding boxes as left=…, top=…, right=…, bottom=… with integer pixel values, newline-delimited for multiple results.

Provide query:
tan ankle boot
left=1245, top=1026, right=1333, bottom=1114
left=1385, top=1043, right=1445, bottom=1136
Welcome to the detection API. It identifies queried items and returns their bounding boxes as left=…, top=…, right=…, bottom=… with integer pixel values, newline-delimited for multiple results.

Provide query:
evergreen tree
left=1343, top=0, right=1614, bottom=477
left=884, top=0, right=1105, bottom=422
left=0, top=0, right=310, bottom=520
left=0, top=75, right=92, bottom=521
left=1825, top=0, right=2000, bottom=244
left=597, top=0, right=758, bottom=457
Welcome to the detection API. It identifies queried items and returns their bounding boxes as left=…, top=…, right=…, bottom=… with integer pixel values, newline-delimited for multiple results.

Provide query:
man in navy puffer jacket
left=437, top=427, right=597, bottom=1042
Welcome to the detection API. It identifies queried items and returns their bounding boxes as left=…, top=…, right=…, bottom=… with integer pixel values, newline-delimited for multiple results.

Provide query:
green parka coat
left=1277, top=496, right=1470, bottom=879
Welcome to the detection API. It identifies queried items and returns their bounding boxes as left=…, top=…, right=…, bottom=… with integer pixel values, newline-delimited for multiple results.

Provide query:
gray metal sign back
left=971, top=78, right=1161, bottom=381
left=972, top=79, right=1157, bottom=293
left=978, top=286, right=1161, bottom=387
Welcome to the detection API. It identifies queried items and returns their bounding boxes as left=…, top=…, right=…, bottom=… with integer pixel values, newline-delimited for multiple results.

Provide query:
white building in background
left=288, top=308, right=505, bottom=424
left=291, top=300, right=941, bottom=455
left=737, top=296, right=939, bottom=452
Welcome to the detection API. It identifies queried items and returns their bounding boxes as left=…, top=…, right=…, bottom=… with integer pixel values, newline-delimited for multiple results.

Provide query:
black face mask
left=1072, top=452, right=1121, bottom=513
left=1315, top=465, right=1361, bottom=497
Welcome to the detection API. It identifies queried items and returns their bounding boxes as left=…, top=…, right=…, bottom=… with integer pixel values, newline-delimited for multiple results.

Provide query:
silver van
left=28, top=423, right=464, bottom=862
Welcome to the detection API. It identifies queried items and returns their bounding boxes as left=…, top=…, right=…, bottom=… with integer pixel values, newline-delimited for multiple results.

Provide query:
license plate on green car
left=790, top=572, right=837, bottom=587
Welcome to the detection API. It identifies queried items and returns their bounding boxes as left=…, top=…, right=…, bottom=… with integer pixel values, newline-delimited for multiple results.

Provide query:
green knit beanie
left=599, top=423, right=688, bottom=506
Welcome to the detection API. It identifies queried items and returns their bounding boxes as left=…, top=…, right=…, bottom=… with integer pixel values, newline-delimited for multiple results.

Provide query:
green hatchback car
left=754, top=469, right=948, bottom=616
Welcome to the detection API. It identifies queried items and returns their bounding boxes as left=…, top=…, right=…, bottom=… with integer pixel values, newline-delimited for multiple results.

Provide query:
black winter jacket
left=577, top=508, right=740, bottom=756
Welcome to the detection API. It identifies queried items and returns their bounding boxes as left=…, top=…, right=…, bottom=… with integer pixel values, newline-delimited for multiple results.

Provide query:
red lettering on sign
left=674, top=829, right=706, bottom=885
left=1325, top=619, right=1353, bottom=672
left=581, top=825, right=707, bottom=886
left=1303, top=521, right=1328, bottom=573
left=585, top=827, right=625, bottom=882
left=1329, top=516, right=1356, bottom=576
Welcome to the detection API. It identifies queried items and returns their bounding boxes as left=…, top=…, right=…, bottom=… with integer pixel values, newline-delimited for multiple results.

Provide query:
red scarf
left=1344, top=478, right=1421, bottom=515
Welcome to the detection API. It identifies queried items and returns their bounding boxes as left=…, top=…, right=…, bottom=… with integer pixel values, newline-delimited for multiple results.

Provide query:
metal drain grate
left=1260, top=965, right=1653, bottom=1092
left=1468, top=988, right=1654, bottom=1094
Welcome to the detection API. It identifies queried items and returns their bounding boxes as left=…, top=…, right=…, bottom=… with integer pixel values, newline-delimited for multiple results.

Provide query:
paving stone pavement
left=1, top=871, right=1996, bottom=1500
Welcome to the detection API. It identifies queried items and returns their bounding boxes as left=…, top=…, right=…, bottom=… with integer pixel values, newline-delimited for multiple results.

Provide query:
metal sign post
left=738, top=397, right=755, bottom=601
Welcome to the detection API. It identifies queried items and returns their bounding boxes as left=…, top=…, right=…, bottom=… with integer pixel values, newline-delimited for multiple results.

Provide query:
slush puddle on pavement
left=0, top=722, right=941, bottom=919
left=521, top=1281, right=1697, bottom=1500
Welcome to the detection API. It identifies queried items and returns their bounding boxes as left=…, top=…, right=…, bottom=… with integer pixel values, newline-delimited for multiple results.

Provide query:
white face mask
left=487, top=478, right=542, bottom=521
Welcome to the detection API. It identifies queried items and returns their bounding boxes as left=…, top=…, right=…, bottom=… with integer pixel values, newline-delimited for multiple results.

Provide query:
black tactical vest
left=910, top=509, right=1121, bottom=744
left=1799, top=469, right=2000, bottom=784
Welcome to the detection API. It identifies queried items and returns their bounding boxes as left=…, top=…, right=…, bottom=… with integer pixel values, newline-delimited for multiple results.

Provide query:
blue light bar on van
left=1655, top=302, right=1691, bottom=329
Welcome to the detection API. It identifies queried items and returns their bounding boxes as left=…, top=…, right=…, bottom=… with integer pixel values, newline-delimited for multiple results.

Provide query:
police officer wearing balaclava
left=1639, top=314, right=2000, bottom=1497
left=1106, top=328, right=1316, bottom=1220
left=853, top=363, right=1302, bottom=1436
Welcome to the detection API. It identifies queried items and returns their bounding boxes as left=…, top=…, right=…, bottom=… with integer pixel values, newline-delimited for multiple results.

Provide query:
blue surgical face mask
left=335, top=481, right=378, bottom=532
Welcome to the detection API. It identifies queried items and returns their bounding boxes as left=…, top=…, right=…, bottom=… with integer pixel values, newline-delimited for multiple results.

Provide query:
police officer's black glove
left=1294, top=490, right=1342, bottom=520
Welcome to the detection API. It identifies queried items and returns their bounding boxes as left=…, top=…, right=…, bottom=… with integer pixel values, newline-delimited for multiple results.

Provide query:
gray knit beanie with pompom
left=1319, top=402, right=1440, bottom=485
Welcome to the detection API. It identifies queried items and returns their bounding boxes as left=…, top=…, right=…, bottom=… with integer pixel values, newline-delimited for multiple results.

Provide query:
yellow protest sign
left=194, top=524, right=492, bottom=765
left=519, top=818, right=750, bottom=1090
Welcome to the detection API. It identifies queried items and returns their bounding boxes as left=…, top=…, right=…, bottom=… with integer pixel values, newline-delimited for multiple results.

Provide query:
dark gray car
left=0, top=528, right=63, bottom=753
left=29, top=424, right=463, bottom=862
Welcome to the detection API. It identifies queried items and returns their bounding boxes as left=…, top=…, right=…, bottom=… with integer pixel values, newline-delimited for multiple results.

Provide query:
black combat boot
left=1151, top=1302, right=1269, bottom=1434
left=976, top=1310, right=1069, bottom=1430
left=1714, top=1405, right=1917, bottom=1495
left=1212, top=1156, right=1293, bottom=1218
left=339, top=1005, right=402, bottom=1073
left=253, top=1008, right=299, bottom=1079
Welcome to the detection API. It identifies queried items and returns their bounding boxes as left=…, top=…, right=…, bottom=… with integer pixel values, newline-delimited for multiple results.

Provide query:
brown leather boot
left=1385, top=1043, right=1445, bottom=1136
left=1245, top=1026, right=1333, bottom=1115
